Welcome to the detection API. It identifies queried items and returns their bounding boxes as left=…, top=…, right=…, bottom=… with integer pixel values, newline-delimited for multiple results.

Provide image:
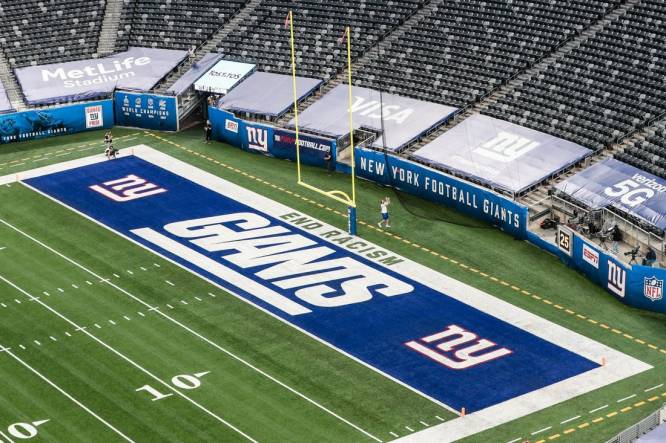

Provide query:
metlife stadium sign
left=15, top=47, right=187, bottom=105
left=194, top=60, right=255, bottom=94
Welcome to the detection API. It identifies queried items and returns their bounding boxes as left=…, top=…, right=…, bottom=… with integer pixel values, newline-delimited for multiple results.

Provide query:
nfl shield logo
left=644, top=276, right=663, bottom=302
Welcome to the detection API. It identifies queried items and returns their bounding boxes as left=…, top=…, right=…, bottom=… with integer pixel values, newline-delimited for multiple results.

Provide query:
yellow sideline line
left=534, top=391, right=666, bottom=442
left=144, top=132, right=665, bottom=356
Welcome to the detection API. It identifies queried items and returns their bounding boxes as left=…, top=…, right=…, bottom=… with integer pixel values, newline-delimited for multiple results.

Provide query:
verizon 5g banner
left=15, top=47, right=187, bottom=105
left=556, top=158, right=666, bottom=230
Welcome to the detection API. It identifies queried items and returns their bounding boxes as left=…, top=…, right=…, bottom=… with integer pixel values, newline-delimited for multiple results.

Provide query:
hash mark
left=208, top=292, right=216, bottom=298
left=65, top=332, right=72, bottom=337
left=165, top=280, right=175, bottom=287
left=617, top=394, right=636, bottom=403
left=195, top=296, right=203, bottom=302
left=123, top=316, right=131, bottom=321
left=43, top=291, right=50, bottom=296
left=57, top=288, right=64, bottom=293
left=34, top=340, right=41, bottom=346
left=86, top=281, right=92, bottom=285
left=419, top=421, right=429, bottom=427
left=14, top=299, right=21, bottom=304
left=589, top=404, right=608, bottom=414
left=140, top=267, right=147, bottom=271
left=94, top=323, right=101, bottom=329
left=49, top=336, right=57, bottom=342
left=127, top=270, right=134, bottom=275
left=19, top=344, right=26, bottom=350
left=0, top=303, right=6, bottom=308
left=138, top=311, right=145, bottom=317
left=389, top=432, right=399, bottom=438
left=180, top=300, right=188, bottom=305
left=71, top=284, right=78, bottom=289
left=153, top=263, right=160, bottom=267
left=113, top=273, right=120, bottom=278
left=645, top=384, right=663, bottom=392
left=404, top=426, right=414, bottom=432
left=435, top=416, right=444, bottom=422
left=108, top=320, right=116, bottom=325
left=167, top=304, right=174, bottom=309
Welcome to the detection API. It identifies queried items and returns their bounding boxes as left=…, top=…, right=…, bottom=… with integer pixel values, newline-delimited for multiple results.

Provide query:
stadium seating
left=0, top=0, right=106, bottom=67
left=484, top=0, right=666, bottom=152
left=215, top=0, right=426, bottom=80
left=616, top=119, right=666, bottom=179
left=115, top=0, right=249, bottom=51
left=354, top=0, right=621, bottom=107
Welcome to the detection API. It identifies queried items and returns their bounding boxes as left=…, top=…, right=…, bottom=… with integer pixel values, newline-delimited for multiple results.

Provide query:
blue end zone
left=25, top=156, right=599, bottom=412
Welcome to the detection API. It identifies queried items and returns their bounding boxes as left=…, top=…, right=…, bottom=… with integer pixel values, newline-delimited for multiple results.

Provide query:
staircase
left=156, top=0, right=263, bottom=95
left=97, top=0, right=125, bottom=57
left=275, top=0, right=443, bottom=127
left=0, top=51, right=25, bottom=111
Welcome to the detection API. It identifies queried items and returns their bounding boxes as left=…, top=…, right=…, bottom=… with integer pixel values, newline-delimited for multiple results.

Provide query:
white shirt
left=380, top=202, right=388, bottom=214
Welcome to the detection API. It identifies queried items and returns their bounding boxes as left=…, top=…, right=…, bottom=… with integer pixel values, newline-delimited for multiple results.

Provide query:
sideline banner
left=194, top=60, right=255, bottom=94
left=115, top=91, right=178, bottom=131
left=355, top=147, right=528, bottom=238
left=15, top=47, right=187, bottom=105
left=0, top=100, right=113, bottom=145
left=530, top=230, right=666, bottom=313
left=556, top=158, right=666, bottom=231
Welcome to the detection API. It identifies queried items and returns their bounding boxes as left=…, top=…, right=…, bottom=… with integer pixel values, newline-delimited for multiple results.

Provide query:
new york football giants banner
left=556, top=158, right=666, bottom=230
left=15, top=47, right=187, bottom=105
left=114, top=91, right=178, bottom=131
left=0, top=100, right=113, bottom=145
left=355, top=147, right=529, bottom=238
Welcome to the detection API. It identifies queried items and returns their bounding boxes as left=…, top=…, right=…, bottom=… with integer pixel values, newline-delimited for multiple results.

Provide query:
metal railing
left=606, top=405, right=665, bottom=443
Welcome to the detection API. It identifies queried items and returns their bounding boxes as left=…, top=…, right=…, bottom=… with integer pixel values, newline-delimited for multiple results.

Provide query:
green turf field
left=0, top=128, right=664, bottom=442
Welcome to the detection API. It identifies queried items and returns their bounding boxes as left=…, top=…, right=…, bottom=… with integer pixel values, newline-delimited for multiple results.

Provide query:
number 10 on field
left=136, top=371, right=210, bottom=401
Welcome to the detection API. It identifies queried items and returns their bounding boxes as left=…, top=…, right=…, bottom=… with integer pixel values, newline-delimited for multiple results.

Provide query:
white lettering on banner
left=604, top=177, right=661, bottom=207
left=582, top=243, right=599, bottom=269
left=405, top=324, right=512, bottom=369
left=246, top=126, right=268, bottom=152
left=131, top=212, right=414, bottom=314
left=357, top=158, right=523, bottom=229
left=90, top=174, right=167, bottom=202
left=349, top=96, right=414, bottom=124
left=41, top=57, right=151, bottom=82
left=607, top=260, right=626, bottom=297
left=473, top=132, right=539, bottom=163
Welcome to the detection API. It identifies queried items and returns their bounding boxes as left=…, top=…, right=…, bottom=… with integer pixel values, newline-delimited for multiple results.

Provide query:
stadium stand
left=215, top=0, right=426, bottom=80
left=484, top=0, right=666, bottom=152
left=354, top=0, right=622, bottom=108
left=115, top=0, right=249, bottom=51
left=0, top=0, right=107, bottom=67
left=617, top=119, right=666, bottom=179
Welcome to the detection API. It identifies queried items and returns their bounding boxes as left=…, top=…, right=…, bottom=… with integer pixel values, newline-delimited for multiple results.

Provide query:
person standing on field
left=378, top=196, right=391, bottom=228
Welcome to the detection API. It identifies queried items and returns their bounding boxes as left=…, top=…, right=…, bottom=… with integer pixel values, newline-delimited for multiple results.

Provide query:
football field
left=0, top=128, right=664, bottom=442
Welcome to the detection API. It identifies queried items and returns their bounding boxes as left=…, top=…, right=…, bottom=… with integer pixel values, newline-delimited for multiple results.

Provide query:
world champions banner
left=15, top=47, right=187, bottom=105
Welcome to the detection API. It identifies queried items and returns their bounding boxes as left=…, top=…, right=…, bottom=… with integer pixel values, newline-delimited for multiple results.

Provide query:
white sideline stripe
left=560, top=415, right=580, bottom=424
left=0, top=274, right=256, bottom=443
left=530, top=426, right=551, bottom=435
left=589, top=404, right=608, bottom=414
left=6, top=146, right=651, bottom=442
left=134, top=228, right=309, bottom=316
left=0, top=339, right=134, bottom=442
left=0, top=218, right=382, bottom=443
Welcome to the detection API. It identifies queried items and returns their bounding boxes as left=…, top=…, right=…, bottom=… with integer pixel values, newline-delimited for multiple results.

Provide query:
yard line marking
left=43, top=291, right=49, bottom=296
left=1, top=303, right=6, bottom=308
left=195, top=296, right=203, bottom=302
left=617, top=394, right=636, bottom=403
left=589, top=404, right=608, bottom=414
left=419, top=421, right=429, bottom=427
left=0, top=341, right=134, bottom=441
left=165, top=280, right=175, bottom=286
left=645, top=384, right=663, bottom=392
left=18, top=344, right=25, bottom=350
left=127, top=270, right=134, bottom=275
left=109, top=320, right=116, bottom=325
left=14, top=299, right=21, bottom=304
left=389, top=432, right=399, bottom=438
left=71, top=284, right=78, bottom=289
left=33, top=340, right=41, bottom=346
left=560, top=415, right=580, bottom=424
left=180, top=300, right=188, bottom=305
left=137, top=311, right=145, bottom=317
left=0, top=218, right=384, bottom=443
left=208, top=292, right=217, bottom=298
left=57, top=288, right=64, bottom=293
left=0, top=247, right=5, bottom=251
left=0, top=275, right=256, bottom=442
left=113, top=273, right=120, bottom=278
left=65, top=332, right=72, bottom=337
left=86, top=281, right=92, bottom=285
left=167, top=304, right=174, bottom=309
left=435, top=416, right=444, bottom=422
left=531, top=426, right=552, bottom=435
left=0, top=429, right=14, bottom=443
left=50, top=336, right=57, bottom=341
left=405, top=426, right=414, bottom=432
left=123, top=316, right=131, bottom=321
left=140, top=267, right=147, bottom=271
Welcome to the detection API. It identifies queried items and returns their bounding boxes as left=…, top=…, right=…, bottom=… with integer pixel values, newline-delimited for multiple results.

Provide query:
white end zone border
left=1, top=146, right=652, bottom=442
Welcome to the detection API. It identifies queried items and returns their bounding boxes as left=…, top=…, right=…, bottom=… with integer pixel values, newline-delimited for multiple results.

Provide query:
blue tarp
left=0, top=79, right=12, bottom=113
left=412, top=114, right=592, bottom=194
left=556, top=158, right=666, bottom=230
left=15, top=47, right=187, bottom=105
left=218, top=71, right=322, bottom=117
left=290, top=85, right=457, bottom=152
left=167, top=52, right=224, bottom=95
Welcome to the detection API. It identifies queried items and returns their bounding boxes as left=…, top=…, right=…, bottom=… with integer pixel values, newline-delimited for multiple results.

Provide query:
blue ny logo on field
left=25, top=156, right=600, bottom=412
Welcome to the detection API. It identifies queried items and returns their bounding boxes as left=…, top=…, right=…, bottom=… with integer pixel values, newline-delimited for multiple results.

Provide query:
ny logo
left=246, top=127, right=268, bottom=152
left=90, top=174, right=166, bottom=202
left=474, top=131, right=539, bottom=163
left=607, top=260, right=626, bottom=298
left=405, top=324, right=512, bottom=370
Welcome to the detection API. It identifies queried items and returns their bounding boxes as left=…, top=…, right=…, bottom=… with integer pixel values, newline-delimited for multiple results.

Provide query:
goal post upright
left=288, top=13, right=357, bottom=235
